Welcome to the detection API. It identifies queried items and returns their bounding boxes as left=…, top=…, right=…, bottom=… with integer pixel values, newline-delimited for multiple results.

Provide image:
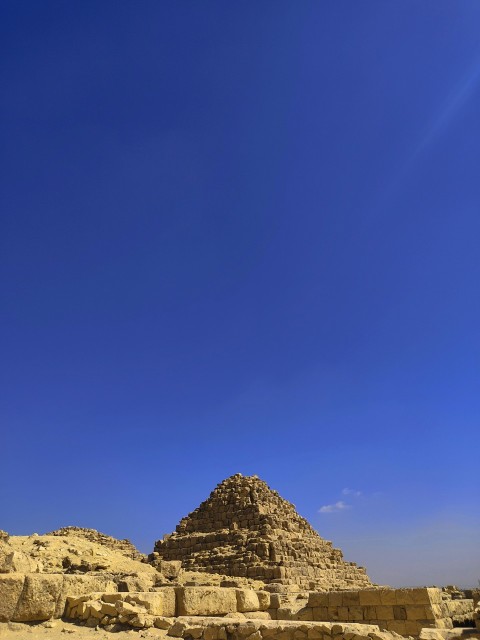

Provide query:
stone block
left=338, top=606, right=349, bottom=620
left=393, top=605, right=406, bottom=620
left=125, top=592, right=163, bottom=615
left=154, top=587, right=176, bottom=617
left=328, top=593, right=343, bottom=607
left=375, top=606, right=394, bottom=620
left=358, top=591, right=382, bottom=606
left=55, top=574, right=116, bottom=617
left=257, top=591, right=271, bottom=610
left=312, top=607, right=328, bottom=621
left=12, top=574, right=63, bottom=622
left=243, top=611, right=271, bottom=620
left=176, top=586, right=238, bottom=616
left=237, top=589, right=260, bottom=612
left=386, top=620, right=407, bottom=635
left=406, top=605, right=428, bottom=620
left=309, top=593, right=329, bottom=608
left=0, top=573, right=25, bottom=622
left=343, top=593, right=360, bottom=607
left=348, top=606, right=364, bottom=621
left=405, top=620, right=423, bottom=635
left=378, top=590, right=396, bottom=605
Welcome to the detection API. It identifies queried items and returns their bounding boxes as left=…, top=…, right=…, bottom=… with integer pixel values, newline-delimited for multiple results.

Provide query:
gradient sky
left=1, top=2, right=479, bottom=588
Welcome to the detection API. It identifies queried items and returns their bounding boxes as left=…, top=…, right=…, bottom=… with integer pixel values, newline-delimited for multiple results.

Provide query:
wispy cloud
left=319, top=501, right=350, bottom=514
left=342, top=488, right=362, bottom=497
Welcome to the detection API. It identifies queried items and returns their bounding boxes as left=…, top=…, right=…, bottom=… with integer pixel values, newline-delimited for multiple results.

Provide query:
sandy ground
left=0, top=621, right=168, bottom=640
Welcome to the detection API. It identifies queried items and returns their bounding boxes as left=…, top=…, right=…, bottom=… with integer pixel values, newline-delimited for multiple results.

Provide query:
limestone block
left=237, top=589, right=260, bottom=612
left=358, top=591, right=382, bottom=606
left=0, top=550, right=37, bottom=573
left=392, top=606, right=406, bottom=620
left=160, top=560, right=182, bottom=579
left=130, top=614, right=155, bottom=628
left=337, top=606, right=349, bottom=620
left=343, top=593, right=360, bottom=607
left=154, top=616, right=174, bottom=630
left=312, top=607, right=328, bottom=621
left=176, top=586, right=238, bottom=616
left=257, top=591, right=271, bottom=610
left=328, top=593, right=343, bottom=607
left=243, top=611, right=271, bottom=620
left=378, top=591, right=396, bottom=606
left=100, top=601, right=118, bottom=616
left=406, top=605, right=428, bottom=620
left=0, top=573, right=25, bottom=622
left=154, top=586, right=177, bottom=617
left=308, top=593, right=329, bottom=608
left=125, top=592, right=163, bottom=615
left=375, top=606, right=394, bottom=621
left=55, top=573, right=116, bottom=617
left=102, top=593, right=125, bottom=603
left=386, top=620, right=406, bottom=635
left=115, top=600, right=145, bottom=615
left=405, top=620, right=424, bottom=635
left=348, top=606, right=364, bottom=621
left=12, top=574, right=63, bottom=622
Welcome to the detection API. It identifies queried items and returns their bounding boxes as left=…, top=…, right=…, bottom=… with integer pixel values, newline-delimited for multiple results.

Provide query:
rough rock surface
left=153, top=474, right=373, bottom=590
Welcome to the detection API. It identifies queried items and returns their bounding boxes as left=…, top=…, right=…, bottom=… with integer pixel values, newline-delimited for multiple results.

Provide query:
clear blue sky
left=1, top=2, right=479, bottom=588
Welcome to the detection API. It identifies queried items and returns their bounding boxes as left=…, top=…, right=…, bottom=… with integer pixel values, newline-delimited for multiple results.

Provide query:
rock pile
left=46, top=526, right=145, bottom=561
left=153, top=474, right=373, bottom=590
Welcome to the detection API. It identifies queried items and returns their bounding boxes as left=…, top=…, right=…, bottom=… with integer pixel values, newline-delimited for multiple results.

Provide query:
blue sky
left=1, top=1, right=479, bottom=587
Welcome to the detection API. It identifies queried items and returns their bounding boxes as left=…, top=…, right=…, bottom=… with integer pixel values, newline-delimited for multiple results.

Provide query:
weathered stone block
left=378, top=590, right=396, bottom=606
left=237, top=589, right=260, bottom=612
left=55, top=574, right=116, bottom=617
left=393, top=605, right=406, bottom=620
left=358, top=591, right=382, bottom=606
left=343, top=593, right=360, bottom=607
left=154, top=586, right=176, bottom=617
left=375, top=606, right=394, bottom=620
left=404, top=605, right=423, bottom=620
left=348, top=606, right=364, bottom=621
left=312, top=606, right=328, bottom=621
left=0, top=573, right=25, bottom=622
left=309, top=593, right=329, bottom=608
left=328, top=593, right=343, bottom=607
left=176, top=586, right=238, bottom=616
left=126, top=592, right=163, bottom=615
left=12, top=574, right=63, bottom=622
left=257, top=591, right=271, bottom=610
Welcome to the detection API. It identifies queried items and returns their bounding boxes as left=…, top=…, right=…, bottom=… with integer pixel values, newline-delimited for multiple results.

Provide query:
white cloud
left=342, top=488, right=362, bottom=497
left=319, top=501, right=350, bottom=514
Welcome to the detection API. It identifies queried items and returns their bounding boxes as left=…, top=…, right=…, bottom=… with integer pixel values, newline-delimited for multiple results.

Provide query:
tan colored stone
left=125, top=592, right=163, bottom=615
left=378, top=591, right=396, bottom=606
left=0, top=574, right=25, bottom=622
left=257, top=591, right=271, bottom=610
left=177, top=586, right=238, bottom=616
left=130, top=613, right=155, bottom=628
left=358, top=592, right=382, bottom=606
left=237, top=589, right=260, bottom=612
left=154, top=616, right=174, bottom=630
left=168, top=620, right=187, bottom=637
left=12, top=574, right=63, bottom=622
left=375, top=606, right=394, bottom=621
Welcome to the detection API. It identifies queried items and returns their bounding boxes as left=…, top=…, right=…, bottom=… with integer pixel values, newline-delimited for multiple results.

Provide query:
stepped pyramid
left=153, top=474, right=373, bottom=590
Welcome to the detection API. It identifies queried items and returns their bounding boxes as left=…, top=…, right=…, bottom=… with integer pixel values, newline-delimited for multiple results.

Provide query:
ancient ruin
left=0, top=474, right=477, bottom=640
left=152, top=474, right=372, bottom=591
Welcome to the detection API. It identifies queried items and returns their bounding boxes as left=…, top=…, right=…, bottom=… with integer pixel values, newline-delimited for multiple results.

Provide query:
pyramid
left=153, top=474, right=373, bottom=590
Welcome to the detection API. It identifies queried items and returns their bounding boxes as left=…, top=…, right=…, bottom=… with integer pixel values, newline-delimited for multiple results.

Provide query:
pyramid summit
left=153, top=473, right=373, bottom=590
